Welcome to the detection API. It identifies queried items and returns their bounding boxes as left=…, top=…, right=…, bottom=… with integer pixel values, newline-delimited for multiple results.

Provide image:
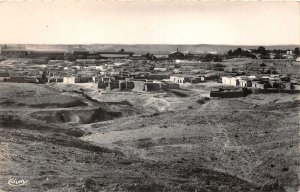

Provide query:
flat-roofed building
left=170, top=75, right=193, bottom=84
left=221, top=77, right=239, bottom=86
left=63, top=76, right=93, bottom=84
left=222, top=76, right=256, bottom=87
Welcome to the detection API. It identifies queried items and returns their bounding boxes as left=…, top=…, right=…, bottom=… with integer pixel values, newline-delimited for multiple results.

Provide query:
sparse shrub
left=281, top=167, right=289, bottom=172
left=84, top=178, right=97, bottom=192
left=150, top=112, right=160, bottom=117
left=197, top=97, right=210, bottom=104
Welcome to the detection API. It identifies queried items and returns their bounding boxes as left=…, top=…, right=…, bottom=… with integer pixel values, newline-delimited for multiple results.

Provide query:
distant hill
left=1, top=44, right=299, bottom=54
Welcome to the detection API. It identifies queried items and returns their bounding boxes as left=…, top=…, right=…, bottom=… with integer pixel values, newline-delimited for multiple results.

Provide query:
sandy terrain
left=0, top=82, right=299, bottom=192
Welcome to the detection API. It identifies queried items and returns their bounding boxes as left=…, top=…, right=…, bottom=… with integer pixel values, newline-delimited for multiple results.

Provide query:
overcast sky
left=0, top=1, right=299, bottom=45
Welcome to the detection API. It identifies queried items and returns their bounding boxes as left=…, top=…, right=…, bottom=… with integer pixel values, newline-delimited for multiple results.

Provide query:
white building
left=114, top=62, right=126, bottom=66
left=170, top=76, right=186, bottom=84
left=170, top=75, right=193, bottom=84
left=222, top=76, right=256, bottom=87
left=175, top=59, right=200, bottom=64
left=154, top=67, right=167, bottom=72
left=222, top=77, right=239, bottom=86
left=63, top=77, right=76, bottom=83
left=173, top=69, right=182, bottom=74
left=63, top=76, right=93, bottom=84
left=87, top=66, right=106, bottom=71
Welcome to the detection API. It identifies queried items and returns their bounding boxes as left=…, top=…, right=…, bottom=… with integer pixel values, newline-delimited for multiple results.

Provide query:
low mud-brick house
left=98, top=77, right=116, bottom=89
left=119, top=80, right=134, bottom=91
left=144, top=82, right=162, bottom=92
left=210, top=87, right=247, bottom=98
left=251, top=81, right=266, bottom=89
left=170, top=75, right=204, bottom=84
left=222, top=76, right=256, bottom=87
left=63, top=76, right=93, bottom=84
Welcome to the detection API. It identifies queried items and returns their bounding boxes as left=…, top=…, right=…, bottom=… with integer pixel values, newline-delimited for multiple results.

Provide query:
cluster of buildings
left=1, top=45, right=300, bottom=98
left=0, top=51, right=217, bottom=93
left=0, top=46, right=218, bottom=89
left=221, top=75, right=300, bottom=91
left=268, top=50, right=299, bottom=60
left=97, top=77, right=180, bottom=92
left=208, top=74, right=300, bottom=98
left=0, top=45, right=203, bottom=61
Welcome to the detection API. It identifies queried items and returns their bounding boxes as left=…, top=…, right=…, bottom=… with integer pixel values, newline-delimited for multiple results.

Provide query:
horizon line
left=0, top=43, right=299, bottom=47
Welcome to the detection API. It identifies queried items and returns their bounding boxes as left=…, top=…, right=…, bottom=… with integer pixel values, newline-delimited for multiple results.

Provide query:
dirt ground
left=0, top=82, right=299, bottom=192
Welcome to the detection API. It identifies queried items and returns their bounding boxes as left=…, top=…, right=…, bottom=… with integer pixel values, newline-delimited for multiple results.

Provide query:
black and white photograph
left=0, top=1, right=299, bottom=192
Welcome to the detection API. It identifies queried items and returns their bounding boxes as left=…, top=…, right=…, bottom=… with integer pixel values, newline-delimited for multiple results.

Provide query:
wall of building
left=98, top=81, right=108, bottom=89
left=161, top=82, right=180, bottom=90
left=239, top=80, right=252, bottom=87
left=144, top=83, right=162, bottom=92
left=251, top=81, right=265, bottom=89
left=222, top=77, right=238, bottom=86
left=191, top=77, right=205, bottom=83
left=107, top=81, right=119, bottom=90
left=204, top=74, right=219, bottom=80
left=170, top=76, right=185, bottom=84
left=251, top=88, right=300, bottom=94
left=63, top=76, right=93, bottom=84
left=148, top=74, right=170, bottom=80
left=119, top=80, right=135, bottom=91
left=75, top=77, right=93, bottom=83
left=63, top=77, right=75, bottom=84
left=293, top=85, right=300, bottom=90
left=210, top=90, right=245, bottom=98
left=133, top=81, right=146, bottom=91
left=48, top=77, right=63, bottom=83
